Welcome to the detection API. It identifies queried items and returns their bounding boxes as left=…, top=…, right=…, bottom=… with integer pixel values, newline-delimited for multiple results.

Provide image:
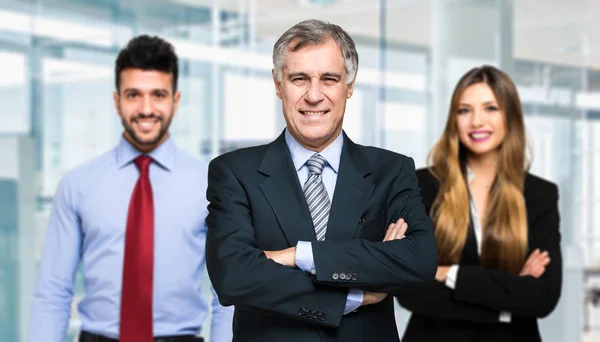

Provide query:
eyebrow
left=287, top=72, right=342, bottom=80
left=321, top=72, right=342, bottom=79
left=459, top=100, right=498, bottom=107
left=287, top=72, right=308, bottom=79
left=122, top=88, right=170, bottom=95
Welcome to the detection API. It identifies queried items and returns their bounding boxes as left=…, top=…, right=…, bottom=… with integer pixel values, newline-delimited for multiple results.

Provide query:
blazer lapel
left=258, top=133, right=316, bottom=245
left=326, top=134, right=375, bottom=242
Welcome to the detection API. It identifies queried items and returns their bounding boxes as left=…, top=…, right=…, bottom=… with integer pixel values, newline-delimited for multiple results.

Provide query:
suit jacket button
left=318, top=312, right=326, bottom=321
left=332, top=272, right=339, bottom=280
left=298, top=308, right=307, bottom=316
left=339, top=273, right=346, bottom=280
left=351, top=273, right=358, bottom=281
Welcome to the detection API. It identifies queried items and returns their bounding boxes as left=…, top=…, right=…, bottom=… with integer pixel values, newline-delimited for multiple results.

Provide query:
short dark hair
left=115, top=35, right=179, bottom=92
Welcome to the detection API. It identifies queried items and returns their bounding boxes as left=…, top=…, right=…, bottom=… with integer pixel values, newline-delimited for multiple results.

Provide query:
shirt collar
left=284, top=128, right=343, bottom=173
left=115, top=135, right=176, bottom=171
left=466, top=165, right=474, bottom=184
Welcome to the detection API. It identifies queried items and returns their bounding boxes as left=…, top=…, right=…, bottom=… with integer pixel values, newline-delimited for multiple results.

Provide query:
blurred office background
left=1, top=0, right=599, bottom=341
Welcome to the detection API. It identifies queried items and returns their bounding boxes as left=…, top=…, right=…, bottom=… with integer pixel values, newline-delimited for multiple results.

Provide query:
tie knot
left=306, top=154, right=327, bottom=175
left=134, top=155, right=152, bottom=173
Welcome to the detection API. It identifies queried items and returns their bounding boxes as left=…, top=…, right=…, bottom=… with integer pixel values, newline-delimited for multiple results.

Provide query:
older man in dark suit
left=205, top=19, right=438, bottom=342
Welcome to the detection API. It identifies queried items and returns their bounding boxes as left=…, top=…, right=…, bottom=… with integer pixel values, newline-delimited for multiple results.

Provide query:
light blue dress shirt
left=284, top=129, right=364, bottom=314
left=29, top=137, right=233, bottom=341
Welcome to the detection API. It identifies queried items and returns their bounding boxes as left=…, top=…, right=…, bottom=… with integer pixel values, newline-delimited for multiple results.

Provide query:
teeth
left=138, top=121, right=155, bottom=129
left=471, top=132, right=490, bottom=139
left=303, top=111, right=325, bottom=116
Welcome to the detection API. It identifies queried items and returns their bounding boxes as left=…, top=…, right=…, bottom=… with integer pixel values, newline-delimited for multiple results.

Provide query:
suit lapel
left=258, top=133, right=315, bottom=245
left=326, top=134, right=375, bottom=242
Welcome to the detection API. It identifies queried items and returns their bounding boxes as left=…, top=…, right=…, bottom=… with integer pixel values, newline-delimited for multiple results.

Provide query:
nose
left=304, top=78, right=325, bottom=104
left=471, top=109, right=484, bottom=127
left=140, top=95, right=153, bottom=115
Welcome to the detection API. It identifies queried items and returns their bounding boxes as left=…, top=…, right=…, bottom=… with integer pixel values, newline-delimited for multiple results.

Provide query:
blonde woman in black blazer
left=397, top=65, right=562, bottom=342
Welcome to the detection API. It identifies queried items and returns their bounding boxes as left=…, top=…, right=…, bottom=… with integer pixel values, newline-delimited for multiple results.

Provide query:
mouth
left=468, top=131, right=492, bottom=142
left=299, top=110, right=329, bottom=116
left=133, top=117, right=161, bottom=133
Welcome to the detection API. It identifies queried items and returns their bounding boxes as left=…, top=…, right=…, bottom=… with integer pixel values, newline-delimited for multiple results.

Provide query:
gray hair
left=272, top=19, right=359, bottom=84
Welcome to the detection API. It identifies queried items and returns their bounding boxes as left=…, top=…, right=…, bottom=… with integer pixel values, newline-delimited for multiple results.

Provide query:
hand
left=264, top=247, right=297, bottom=267
left=362, top=291, right=388, bottom=305
left=520, top=249, right=550, bottom=278
left=383, top=218, right=408, bottom=242
left=435, top=266, right=451, bottom=282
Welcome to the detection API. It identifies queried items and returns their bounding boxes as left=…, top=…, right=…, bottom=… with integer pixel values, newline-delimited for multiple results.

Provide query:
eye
left=126, top=93, right=138, bottom=99
left=486, top=105, right=499, bottom=112
left=457, top=108, right=470, bottom=114
left=323, top=77, right=338, bottom=85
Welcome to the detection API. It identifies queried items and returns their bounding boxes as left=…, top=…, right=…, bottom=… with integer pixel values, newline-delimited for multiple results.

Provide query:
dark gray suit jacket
left=206, top=131, right=438, bottom=342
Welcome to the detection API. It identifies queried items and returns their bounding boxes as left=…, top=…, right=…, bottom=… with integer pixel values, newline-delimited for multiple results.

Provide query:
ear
left=172, top=90, right=181, bottom=117
left=346, top=72, right=357, bottom=99
left=113, top=91, right=121, bottom=116
left=272, top=69, right=282, bottom=99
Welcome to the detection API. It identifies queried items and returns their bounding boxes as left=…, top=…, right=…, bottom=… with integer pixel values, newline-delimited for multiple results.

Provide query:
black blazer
left=205, top=131, right=438, bottom=342
left=397, top=168, right=562, bottom=342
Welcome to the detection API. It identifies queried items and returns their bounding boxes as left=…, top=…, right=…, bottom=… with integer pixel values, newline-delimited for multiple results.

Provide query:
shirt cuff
left=445, top=265, right=459, bottom=289
left=499, top=311, right=512, bottom=323
left=344, top=289, right=364, bottom=315
left=295, top=241, right=316, bottom=275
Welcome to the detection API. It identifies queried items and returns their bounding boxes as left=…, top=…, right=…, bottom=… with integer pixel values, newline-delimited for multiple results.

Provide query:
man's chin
left=129, top=133, right=164, bottom=147
left=135, top=138, right=162, bottom=146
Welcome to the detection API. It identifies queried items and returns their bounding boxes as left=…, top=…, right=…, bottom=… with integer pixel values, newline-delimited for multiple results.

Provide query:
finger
left=383, top=223, right=395, bottom=241
left=541, top=257, right=551, bottom=266
left=398, top=223, right=408, bottom=239
left=532, top=250, right=546, bottom=262
left=526, top=249, right=539, bottom=263
left=384, top=225, right=400, bottom=242
left=390, top=225, right=402, bottom=240
left=395, top=218, right=405, bottom=226
left=535, top=253, right=549, bottom=264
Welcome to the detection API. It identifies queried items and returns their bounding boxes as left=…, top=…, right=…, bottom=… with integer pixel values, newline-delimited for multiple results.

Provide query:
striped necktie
left=303, top=154, right=331, bottom=241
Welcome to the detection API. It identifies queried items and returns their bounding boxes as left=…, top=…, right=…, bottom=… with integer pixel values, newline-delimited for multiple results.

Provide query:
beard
left=121, top=112, right=174, bottom=147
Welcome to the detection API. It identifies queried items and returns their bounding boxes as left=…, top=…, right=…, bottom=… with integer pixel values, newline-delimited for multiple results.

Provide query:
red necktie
left=120, top=155, right=154, bottom=341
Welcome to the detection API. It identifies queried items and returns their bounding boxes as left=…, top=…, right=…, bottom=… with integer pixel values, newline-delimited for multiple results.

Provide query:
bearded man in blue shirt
left=29, top=35, right=233, bottom=342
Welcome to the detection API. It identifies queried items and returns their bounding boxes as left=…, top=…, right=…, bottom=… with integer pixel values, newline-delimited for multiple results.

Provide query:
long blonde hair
left=429, top=65, right=529, bottom=275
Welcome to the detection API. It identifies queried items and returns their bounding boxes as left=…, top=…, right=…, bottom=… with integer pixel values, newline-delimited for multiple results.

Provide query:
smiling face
left=114, top=68, right=181, bottom=152
left=456, top=82, right=507, bottom=159
left=273, top=38, right=355, bottom=152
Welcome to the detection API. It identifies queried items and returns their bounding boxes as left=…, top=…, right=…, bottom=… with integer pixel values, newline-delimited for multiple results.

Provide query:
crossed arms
left=205, top=155, right=438, bottom=328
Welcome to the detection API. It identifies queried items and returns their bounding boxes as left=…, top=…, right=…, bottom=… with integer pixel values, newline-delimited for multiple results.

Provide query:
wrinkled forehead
left=282, top=39, right=346, bottom=75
